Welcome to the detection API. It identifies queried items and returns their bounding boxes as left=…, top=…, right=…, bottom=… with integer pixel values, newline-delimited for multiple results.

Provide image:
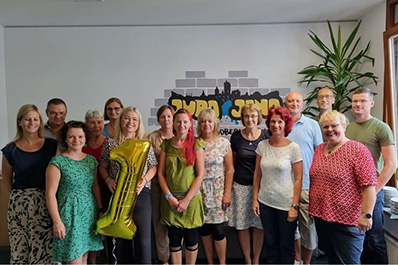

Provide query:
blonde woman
left=99, top=106, right=157, bottom=264
left=2, top=104, right=57, bottom=264
left=310, top=110, right=377, bottom=264
left=197, top=108, right=233, bottom=264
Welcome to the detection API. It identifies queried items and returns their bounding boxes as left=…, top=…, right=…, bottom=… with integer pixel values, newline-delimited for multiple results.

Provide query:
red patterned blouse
left=309, top=140, right=377, bottom=226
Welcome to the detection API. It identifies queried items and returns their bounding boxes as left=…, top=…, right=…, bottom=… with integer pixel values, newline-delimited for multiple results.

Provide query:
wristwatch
left=362, top=212, right=372, bottom=219
left=291, top=204, right=300, bottom=210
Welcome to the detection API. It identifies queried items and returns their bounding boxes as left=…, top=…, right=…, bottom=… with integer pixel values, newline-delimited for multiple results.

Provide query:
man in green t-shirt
left=346, top=87, right=397, bottom=264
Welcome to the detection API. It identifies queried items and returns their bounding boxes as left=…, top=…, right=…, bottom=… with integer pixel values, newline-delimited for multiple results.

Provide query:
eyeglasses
left=317, top=94, right=334, bottom=100
left=322, top=124, right=339, bottom=130
left=243, top=114, right=258, bottom=119
left=107, top=107, right=121, bottom=112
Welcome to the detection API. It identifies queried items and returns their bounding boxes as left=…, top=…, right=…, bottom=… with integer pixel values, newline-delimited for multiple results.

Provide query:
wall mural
left=149, top=71, right=291, bottom=137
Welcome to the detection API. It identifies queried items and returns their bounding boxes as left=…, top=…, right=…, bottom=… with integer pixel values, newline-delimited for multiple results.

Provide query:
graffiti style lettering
left=170, top=99, right=221, bottom=119
left=219, top=128, right=239, bottom=137
left=168, top=86, right=283, bottom=123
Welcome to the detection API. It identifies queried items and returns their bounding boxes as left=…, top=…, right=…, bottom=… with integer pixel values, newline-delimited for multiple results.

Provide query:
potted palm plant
left=298, top=20, right=378, bottom=116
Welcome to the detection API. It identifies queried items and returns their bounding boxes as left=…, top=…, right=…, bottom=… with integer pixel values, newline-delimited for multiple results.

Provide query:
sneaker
left=294, top=260, right=303, bottom=265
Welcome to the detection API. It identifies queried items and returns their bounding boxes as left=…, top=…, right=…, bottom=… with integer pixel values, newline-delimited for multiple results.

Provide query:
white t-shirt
left=255, top=139, right=302, bottom=211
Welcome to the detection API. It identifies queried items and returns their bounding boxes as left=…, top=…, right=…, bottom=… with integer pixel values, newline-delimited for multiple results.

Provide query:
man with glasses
left=284, top=91, right=323, bottom=265
left=346, top=87, right=397, bottom=264
left=313, top=86, right=349, bottom=141
left=313, top=86, right=335, bottom=122
left=44, top=98, right=67, bottom=140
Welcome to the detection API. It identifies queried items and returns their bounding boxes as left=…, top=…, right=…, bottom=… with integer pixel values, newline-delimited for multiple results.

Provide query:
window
left=384, top=0, right=398, bottom=186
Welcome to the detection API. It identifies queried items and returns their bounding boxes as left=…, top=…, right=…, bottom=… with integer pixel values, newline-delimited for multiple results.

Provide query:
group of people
left=1, top=86, right=396, bottom=265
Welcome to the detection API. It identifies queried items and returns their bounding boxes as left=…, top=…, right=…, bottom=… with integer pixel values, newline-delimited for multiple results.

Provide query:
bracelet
left=144, top=178, right=149, bottom=185
left=165, top=193, right=173, bottom=200
left=104, top=175, right=110, bottom=182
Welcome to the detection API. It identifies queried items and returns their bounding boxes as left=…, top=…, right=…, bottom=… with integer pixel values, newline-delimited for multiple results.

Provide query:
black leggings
left=199, top=223, right=226, bottom=241
left=167, top=226, right=199, bottom=249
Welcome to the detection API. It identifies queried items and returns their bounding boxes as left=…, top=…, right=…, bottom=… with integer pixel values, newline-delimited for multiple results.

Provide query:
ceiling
left=0, top=0, right=386, bottom=27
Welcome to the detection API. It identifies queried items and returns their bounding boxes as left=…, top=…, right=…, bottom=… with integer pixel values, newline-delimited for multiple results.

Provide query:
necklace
left=325, top=138, right=348, bottom=155
left=243, top=129, right=259, bottom=145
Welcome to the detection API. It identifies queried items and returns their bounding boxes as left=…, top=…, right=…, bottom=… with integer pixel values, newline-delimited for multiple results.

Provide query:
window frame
left=383, top=0, right=398, bottom=187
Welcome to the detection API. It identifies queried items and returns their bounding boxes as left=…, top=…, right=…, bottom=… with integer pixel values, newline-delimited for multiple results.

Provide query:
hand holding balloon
left=136, top=177, right=146, bottom=195
left=105, top=177, right=116, bottom=193
left=96, top=139, right=150, bottom=240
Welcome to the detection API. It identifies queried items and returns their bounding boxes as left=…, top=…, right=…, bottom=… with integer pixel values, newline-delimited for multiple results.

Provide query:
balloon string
left=112, top=237, right=117, bottom=265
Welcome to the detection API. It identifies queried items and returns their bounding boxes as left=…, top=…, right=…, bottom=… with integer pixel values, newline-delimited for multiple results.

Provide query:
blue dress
left=49, top=154, right=103, bottom=262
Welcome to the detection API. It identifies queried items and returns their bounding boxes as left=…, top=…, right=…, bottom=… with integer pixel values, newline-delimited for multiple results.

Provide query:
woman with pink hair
left=158, top=109, right=205, bottom=264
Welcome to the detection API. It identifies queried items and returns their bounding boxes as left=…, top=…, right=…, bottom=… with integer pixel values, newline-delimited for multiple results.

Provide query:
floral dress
left=201, top=137, right=230, bottom=223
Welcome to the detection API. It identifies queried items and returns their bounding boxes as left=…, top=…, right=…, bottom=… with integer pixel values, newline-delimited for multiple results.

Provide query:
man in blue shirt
left=285, top=91, right=323, bottom=265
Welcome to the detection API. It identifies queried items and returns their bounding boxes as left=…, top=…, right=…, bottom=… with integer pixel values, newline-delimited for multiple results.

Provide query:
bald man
left=284, top=91, right=323, bottom=265
left=312, top=86, right=349, bottom=141
left=313, top=86, right=335, bottom=122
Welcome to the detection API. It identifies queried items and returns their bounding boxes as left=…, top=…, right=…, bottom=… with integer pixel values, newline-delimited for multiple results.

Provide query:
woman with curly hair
left=46, top=121, right=104, bottom=264
left=252, top=106, right=303, bottom=264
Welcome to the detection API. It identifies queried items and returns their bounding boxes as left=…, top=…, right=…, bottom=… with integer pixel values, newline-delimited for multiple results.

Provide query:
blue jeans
left=259, top=203, right=296, bottom=264
left=315, top=217, right=364, bottom=264
left=361, top=189, right=388, bottom=264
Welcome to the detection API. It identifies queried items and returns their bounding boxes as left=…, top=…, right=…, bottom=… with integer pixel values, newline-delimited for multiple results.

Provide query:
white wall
left=0, top=26, right=8, bottom=148
left=357, top=0, right=386, bottom=120
left=4, top=22, right=362, bottom=139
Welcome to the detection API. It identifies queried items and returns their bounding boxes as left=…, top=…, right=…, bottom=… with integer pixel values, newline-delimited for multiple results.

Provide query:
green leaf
left=341, top=20, right=361, bottom=57
left=297, top=20, right=378, bottom=115
left=327, top=20, right=338, bottom=53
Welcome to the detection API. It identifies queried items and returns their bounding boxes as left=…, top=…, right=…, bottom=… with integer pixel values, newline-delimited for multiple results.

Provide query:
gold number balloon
left=96, top=139, right=150, bottom=239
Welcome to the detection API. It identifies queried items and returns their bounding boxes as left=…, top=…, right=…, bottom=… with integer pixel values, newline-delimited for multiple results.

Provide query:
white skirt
left=228, top=182, right=263, bottom=230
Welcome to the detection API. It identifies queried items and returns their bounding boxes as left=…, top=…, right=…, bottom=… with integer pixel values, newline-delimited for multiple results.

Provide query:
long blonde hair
left=113, top=106, right=147, bottom=144
left=13, top=104, right=44, bottom=142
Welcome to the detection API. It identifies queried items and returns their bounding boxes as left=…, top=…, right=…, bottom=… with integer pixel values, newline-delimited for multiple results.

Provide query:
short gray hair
left=353, top=87, right=374, bottom=100
left=84, top=109, right=104, bottom=124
